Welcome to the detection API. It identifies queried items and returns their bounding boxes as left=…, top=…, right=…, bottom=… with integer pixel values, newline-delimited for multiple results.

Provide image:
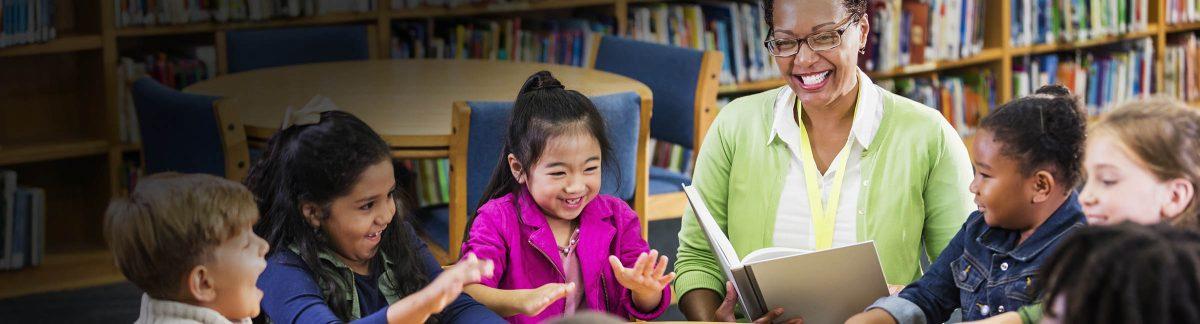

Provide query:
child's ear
left=1030, top=170, right=1057, bottom=203
left=187, top=265, right=217, bottom=304
left=507, top=154, right=527, bottom=184
left=1161, top=178, right=1195, bottom=220
left=300, top=202, right=322, bottom=229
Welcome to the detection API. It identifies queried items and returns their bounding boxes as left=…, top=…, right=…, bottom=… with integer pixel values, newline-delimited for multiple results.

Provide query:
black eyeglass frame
left=763, top=14, right=859, bottom=57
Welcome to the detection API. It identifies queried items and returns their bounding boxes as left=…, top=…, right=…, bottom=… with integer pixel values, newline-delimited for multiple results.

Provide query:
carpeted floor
left=0, top=218, right=688, bottom=322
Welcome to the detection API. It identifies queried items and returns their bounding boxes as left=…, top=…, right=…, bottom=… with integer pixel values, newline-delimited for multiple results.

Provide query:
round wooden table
left=184, top=59, right=652, bottom=158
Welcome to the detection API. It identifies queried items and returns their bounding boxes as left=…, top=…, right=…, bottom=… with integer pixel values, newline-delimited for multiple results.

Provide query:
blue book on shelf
left=1086, top=59, right=1098, bottom=114
left=958, top=0, right=968, bottom=57
left=1040, top=55, right=1059, bottom=86
left=700, top=4, right=736, bottom=83
left=1035, top=0, right=1047, bottom=44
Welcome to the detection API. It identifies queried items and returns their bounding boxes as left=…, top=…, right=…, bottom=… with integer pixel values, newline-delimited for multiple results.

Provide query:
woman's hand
left=514, top=282, right=576, bottom=316
left=608, top=249, right=675, bottom=312
left=714, top=281, right=804, bottom=323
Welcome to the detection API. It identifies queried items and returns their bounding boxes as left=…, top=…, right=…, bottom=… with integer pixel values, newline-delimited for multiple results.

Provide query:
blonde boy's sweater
left=134, top=294, right=251, bottom=324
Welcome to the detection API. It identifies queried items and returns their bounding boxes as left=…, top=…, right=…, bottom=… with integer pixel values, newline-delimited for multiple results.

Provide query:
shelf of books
left=0, top=248, right=122, bottom=299
left=113, top=3, right=379, bottom=37
left=0, top=140, right=112, bottom=167
left=0, top=34, right=102, bottom=58
left=1168, top=20, right=1200, bottom=33
left=392, top=0, right=620, bottom=19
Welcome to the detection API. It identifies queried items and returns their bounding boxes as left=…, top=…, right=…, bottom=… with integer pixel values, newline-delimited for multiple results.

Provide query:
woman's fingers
left=714, top=281, right=738, bottom=322
left=723, top=281, right=737, bottom=302
left=753, top=308, right=785, bottom=324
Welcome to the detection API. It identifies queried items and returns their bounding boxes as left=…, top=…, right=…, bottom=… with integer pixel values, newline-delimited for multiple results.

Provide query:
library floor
left=0, top=218, right=687, bottom=322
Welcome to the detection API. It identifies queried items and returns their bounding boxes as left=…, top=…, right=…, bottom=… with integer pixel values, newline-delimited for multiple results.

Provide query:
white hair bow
left=280, top=95, right=340, bottom=130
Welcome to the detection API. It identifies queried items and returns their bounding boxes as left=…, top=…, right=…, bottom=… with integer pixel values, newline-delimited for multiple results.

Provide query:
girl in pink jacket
left=460, top=71, right=673, bottom=323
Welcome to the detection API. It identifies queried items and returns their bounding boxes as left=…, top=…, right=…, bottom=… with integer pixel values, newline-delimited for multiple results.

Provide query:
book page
left=743, top=246, right=808, bottom=264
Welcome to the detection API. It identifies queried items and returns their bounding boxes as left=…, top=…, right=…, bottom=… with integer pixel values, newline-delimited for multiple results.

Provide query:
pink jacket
left=461, top=189, right=671, bottom=323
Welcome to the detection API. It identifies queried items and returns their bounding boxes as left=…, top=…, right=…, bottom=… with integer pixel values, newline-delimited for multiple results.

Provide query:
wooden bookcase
left=0, top=0, right=1196, bottom=298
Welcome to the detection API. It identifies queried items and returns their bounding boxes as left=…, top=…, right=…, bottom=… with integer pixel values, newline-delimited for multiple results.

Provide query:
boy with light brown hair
left=105, top=172, right=268, bottom=324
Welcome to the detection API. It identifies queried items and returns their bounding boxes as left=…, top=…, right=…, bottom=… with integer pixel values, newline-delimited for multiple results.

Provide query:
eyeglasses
left=764, top=14, right=857, bottom=57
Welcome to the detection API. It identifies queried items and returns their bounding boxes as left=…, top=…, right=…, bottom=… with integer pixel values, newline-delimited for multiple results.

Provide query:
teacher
left=673, top=0, right=974, bottom=321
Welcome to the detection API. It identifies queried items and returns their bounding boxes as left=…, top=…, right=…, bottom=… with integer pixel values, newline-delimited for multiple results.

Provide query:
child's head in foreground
left=105, top=172, right=268, bottom=320
left=1040, top=222, right=1200, bottom=324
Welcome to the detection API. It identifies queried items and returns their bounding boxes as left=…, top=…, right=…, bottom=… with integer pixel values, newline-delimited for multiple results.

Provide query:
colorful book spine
left=1014, top=0, right=1148, bottom=46
left=1013, top=38, right=1154, bottom=116
left=876, top=69, right=996, bottom=135
left=626, top=1, right=779, bottom=86
left=1165, top=32, right=1200, bottom=103
left=0, top=0, right=56, bottom=49
left=391, top=17, right=613, bottom=67
left=116, top=0, right=374, bottom=28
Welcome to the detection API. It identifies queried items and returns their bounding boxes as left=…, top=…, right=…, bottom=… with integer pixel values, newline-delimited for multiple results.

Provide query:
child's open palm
left=607, top=249, right=676, bottom=295
left=514, top=282, right=576, bottom=316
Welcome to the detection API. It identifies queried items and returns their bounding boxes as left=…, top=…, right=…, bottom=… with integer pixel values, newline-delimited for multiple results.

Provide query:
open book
left=683, top=185, right=890, bottom=323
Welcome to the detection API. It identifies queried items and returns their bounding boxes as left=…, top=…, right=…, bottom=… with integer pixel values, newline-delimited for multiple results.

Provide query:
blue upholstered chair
left=224, top=25, right=372, bottom=74
left=435, top=91, right=650, bottom=263
left=131, top=77, right=251, bottom=181
left=592, top=35, right=723, bottom=220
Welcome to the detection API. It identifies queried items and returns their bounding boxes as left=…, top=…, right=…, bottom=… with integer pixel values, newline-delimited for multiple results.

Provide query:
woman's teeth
left=800, top=71, right=830, bottom=85
left=565, top=197, right=582, bottom=205
left=366, top=230, right=382, bottom=238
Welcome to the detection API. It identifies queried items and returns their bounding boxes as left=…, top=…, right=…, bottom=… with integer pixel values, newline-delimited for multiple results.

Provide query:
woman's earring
left=859, top=47, right=866, bottom=54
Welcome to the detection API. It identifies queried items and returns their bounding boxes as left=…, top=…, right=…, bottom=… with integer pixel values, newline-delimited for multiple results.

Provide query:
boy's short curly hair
left=104, top=172, right=258, bottom=300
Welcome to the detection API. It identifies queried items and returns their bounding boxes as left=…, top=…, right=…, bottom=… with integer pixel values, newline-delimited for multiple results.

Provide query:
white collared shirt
left=770, top=69, right=884, bottom=251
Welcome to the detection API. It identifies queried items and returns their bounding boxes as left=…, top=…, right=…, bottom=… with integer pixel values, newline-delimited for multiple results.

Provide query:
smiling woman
left=672, top=0, right=976, bottom=322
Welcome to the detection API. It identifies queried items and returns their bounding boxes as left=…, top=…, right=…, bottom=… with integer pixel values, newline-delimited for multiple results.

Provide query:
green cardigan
left=673, top=86, right=974, bottom=299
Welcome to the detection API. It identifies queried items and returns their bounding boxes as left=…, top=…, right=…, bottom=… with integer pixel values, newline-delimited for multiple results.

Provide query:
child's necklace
left=558, top=224, right=581, bottom=256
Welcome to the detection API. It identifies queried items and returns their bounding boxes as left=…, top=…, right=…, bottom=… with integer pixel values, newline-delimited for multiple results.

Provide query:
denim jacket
left=868, top=193, right=1084, bottom=323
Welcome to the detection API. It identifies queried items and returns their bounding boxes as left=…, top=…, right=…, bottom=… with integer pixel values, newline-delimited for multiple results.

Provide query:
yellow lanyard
left=797, top=105, right=854, bottom=250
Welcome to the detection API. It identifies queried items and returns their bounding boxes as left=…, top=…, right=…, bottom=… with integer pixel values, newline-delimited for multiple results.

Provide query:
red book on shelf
left=902, top=1, right=930, bottom=65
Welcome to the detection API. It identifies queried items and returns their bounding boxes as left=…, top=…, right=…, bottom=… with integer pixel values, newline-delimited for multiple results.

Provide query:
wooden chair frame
left=588, top=36, right=725, bottom=222
left=213, top=99, right=252, bottom=182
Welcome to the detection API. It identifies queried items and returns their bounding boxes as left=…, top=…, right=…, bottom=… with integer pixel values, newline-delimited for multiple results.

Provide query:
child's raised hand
left=514, top=282, right=576, bottom=316
left=607, top=249, right=676, bottom=295
left=421, top=253, right=495, bottom=312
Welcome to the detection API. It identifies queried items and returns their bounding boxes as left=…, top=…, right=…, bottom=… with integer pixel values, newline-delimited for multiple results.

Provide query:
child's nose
left=254, top=235, right=269, bottom=256
left=1079, top=185, right=1096, bottom=205
left=564, top=175, right=586, bottom=193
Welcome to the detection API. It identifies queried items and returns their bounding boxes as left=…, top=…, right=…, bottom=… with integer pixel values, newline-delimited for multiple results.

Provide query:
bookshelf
left=0, top=35, right=103, bottom=58
left=1, top=0, right=1198, bottom=299
left=0, top=140, right=111, bottom=166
